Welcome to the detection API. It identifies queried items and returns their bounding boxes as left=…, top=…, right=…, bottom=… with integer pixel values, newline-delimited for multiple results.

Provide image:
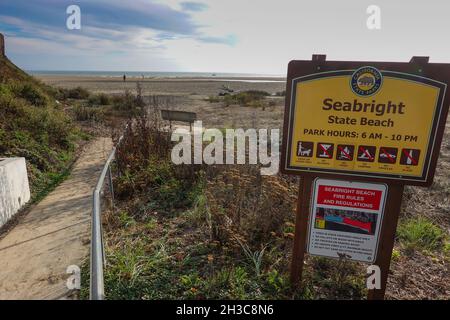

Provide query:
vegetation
left=0, top=55, right=87, bottom=198
left=88, top=101, right=368, bottom=300
left=223, top=90, right=270, bottom=107
left=58, top=86, right=90, bottom=100
left=73, top=105, right=105, bottom=122
left=206, top=90, right=272, bottom=108
left=397, top=216, right=446, bottom=254
left=88, top=93, right=112, bottom=106
left=61, top=84, right=149, bottom=126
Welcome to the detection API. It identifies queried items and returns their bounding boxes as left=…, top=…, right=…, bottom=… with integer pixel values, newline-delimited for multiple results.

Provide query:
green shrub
left=73, top=105, right=104, bottom=122
left=0, top=84, right=13, bottom=100
left=15, top=82, right=50, bottom=107
left=88, top=93, right=111, bottom=106
left=205, top=96, right=221, bottom=103
left=60, top=86, right=90, bottom=100
left=397, top=217, right=446, bottom=253
left=222, top=94, right=234, bottom=107
left=112, top=90, right=140, bottom=113
left=3, top=81, right=50, bottom=107
left=0, top=71, right=77, bottom=196
left=221, top=90, right=270, bottom=107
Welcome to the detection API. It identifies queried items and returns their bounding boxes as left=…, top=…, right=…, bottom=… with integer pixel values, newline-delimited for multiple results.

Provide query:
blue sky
left=1, top=1, right=450, bottom=74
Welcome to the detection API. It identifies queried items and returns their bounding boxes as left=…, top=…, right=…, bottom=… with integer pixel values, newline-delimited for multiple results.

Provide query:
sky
left=1, top=0, right=450, bottom=74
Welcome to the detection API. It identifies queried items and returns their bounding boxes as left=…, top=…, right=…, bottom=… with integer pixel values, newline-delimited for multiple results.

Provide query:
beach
left=36, top=74, right=286, bottom=95
left=37, top=74, right=288, bottom=130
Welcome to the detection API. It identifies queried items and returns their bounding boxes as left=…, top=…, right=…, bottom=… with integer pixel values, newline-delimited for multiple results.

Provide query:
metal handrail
left=90, top=132, right=126, bottom=300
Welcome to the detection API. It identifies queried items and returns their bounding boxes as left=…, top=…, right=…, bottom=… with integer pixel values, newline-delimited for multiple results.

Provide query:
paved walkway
left=0, top=137, right=112, bottom=299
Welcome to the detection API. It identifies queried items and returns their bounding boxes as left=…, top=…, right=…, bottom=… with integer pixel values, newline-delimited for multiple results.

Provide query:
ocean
left=28, top=70, right=285, bottom=79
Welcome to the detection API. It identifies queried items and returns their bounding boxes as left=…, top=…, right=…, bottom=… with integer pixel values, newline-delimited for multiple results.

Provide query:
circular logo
left=350, top=66, right=383, bottom=96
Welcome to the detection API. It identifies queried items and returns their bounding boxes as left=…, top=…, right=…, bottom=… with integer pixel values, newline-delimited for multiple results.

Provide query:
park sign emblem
left=281, top=55, right=450, bottom=300
left=350, top=66, right=383, bottom=96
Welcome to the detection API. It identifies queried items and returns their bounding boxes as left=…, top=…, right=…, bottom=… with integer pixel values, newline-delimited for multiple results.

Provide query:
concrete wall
left=0, top=33, right=4, bottom=57
left=0, top=158, right=31, bottom=228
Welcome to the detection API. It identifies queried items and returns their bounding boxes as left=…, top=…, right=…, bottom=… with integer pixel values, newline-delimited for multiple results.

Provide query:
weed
left=59, top=86, right=90, bottom=100
left=221, top=90, right=270, bottom=107
left=205, top=96, right=221, bottom=103
left=88, top=93, right=111, bottom=106
left=73, top=105, right=104, bottom=122
left=236, top=238, right=267, bottom=277
left=12, top=82, right=49, bottom=107
left=305, top=256, right=366, bottom=299
left=392, top=248, right=401, bottom=260
left=397, top=216, right=446, bottom=254
left=118, top=210, right=135, bottom=228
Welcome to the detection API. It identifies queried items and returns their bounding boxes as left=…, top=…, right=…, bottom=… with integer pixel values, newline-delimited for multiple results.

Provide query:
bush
left=73, top=105, right=104, bottom=122
left=14, top=82, right=50, bottom=107
left=60, top=86, right=90, bottom=100
left=397, top=217, right=446, bottom=253
left=0, top=81, right=76, bottom=194
left=112, top=89, right=145, bottom=115
left=88, top=93, right=111, bottom=106
left=205, top=96, right=221, bottom=103
left=221, top=90, right=270, bottom=107
left=202, top=167, right=296, bottom=246
left=114, top=104, right=202, bottom=216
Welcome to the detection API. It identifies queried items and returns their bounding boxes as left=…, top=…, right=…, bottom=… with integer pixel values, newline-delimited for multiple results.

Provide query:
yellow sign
left=285, top=68, right=446, bottom=183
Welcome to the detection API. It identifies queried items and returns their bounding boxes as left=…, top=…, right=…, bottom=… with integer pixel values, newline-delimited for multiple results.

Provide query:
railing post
left=90, top=189, right=105, bottom=300
left=108, top=166, right=114, bottom=209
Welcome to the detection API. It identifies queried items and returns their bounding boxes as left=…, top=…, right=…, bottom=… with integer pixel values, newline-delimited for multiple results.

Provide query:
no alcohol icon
left=400, top=149, right=420, bottom=166
left=316, top=143, right=334, bottom=159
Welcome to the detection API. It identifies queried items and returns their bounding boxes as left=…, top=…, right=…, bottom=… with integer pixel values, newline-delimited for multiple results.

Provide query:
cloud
left=0, top=0, right=235, bottom=46
left=0, top=0, right=199, bottom=35
left=180, top=2, right=208, bottom=12
left=198, top=34, right=237, bottom=46
left=0, top=0, right=236, bottom=72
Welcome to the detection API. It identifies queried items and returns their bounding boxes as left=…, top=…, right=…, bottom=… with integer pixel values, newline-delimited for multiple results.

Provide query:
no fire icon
left=337, top=144, right=354, bottom=161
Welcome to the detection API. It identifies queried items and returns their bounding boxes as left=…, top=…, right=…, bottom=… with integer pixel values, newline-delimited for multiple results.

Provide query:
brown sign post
left=281, top=54, right=450, bottom=299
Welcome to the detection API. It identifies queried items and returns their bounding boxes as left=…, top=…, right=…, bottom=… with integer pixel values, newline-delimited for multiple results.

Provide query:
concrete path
left=0, top=137, right=112, bottom=300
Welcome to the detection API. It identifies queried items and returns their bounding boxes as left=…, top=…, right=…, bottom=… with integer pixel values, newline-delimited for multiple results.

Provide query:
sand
left=37, top=75, right=286, bottom=96
left=37, top=75, right=288, bottom=130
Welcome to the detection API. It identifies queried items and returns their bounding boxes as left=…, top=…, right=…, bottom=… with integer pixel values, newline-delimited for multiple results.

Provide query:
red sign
left=317, top=185, right=383, bottom=210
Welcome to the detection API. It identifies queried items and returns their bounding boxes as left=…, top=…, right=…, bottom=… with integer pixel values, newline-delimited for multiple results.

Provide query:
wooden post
left=367, top=183, right=404, bottom=300
left=290, top=176, right=313, bottom=287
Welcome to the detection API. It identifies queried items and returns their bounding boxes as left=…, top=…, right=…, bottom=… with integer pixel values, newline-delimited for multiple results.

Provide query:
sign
left=161, top=110, right=197, bottom=123
left=308, top=179, right=387, bottom=263
left=281, top=57, right=450, bottom=186
left=284, top=55, right=450, bottom=300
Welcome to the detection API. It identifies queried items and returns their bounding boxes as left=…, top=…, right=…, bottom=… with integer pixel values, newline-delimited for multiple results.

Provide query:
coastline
left=35, top=74, right=287, bottom=96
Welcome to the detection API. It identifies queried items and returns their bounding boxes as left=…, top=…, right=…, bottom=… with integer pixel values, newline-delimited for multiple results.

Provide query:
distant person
left=123, top=74, right=126, bottom=82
